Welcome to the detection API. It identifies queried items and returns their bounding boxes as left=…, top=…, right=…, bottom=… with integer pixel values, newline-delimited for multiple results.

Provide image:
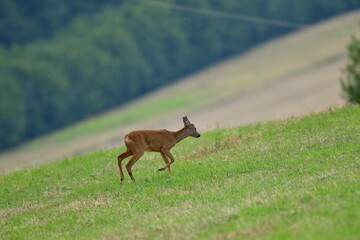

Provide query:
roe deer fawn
left=117, top=116, right=200, bottom=184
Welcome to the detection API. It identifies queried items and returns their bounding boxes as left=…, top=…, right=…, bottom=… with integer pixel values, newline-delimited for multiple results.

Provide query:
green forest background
left=0, top=0, right=359, bottom=151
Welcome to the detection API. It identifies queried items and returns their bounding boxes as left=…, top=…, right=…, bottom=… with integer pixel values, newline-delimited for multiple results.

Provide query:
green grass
left=1, top=105, right=359, bottom=239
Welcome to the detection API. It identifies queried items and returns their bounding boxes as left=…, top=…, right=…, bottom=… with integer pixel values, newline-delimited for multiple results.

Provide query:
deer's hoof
left=158, top=168, right=164, bottom=171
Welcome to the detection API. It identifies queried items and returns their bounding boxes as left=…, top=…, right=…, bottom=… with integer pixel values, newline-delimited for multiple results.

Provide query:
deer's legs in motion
left=159, top=151, right=172, bottom=174
left=158, top=147, right=175, bottom=172
left=125, top=151, right=144, bottom=182
left=118, top=149, right=133, bottom=184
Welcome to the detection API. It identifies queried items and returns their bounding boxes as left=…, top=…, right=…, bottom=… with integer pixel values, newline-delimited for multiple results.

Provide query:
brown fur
left=117, top=116, right=200, bottom=184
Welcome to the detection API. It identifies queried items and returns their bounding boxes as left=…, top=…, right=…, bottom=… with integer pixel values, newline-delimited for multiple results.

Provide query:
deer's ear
left=183, top=116, right=191, bottom=126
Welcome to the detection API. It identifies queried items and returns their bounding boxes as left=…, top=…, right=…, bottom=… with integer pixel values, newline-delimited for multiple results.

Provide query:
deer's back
left=125, top=129, right=176, bottom=152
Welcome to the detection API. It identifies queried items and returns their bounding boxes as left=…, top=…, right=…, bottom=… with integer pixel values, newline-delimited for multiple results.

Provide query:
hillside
left=3, top=1, right=357, bottom=151
left=0, top=10, right=359, bottom=173
left=0, top=105, right=359, bottom=239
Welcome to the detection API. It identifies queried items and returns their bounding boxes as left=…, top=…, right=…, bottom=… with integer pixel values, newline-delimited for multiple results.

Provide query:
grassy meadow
left=1, top=105, right=359, bottom=239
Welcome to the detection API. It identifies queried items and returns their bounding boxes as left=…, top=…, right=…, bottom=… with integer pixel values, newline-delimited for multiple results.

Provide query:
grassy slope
left=1, top=10, right=360, bottom=171
left=1, top=105, right=359, bottom=239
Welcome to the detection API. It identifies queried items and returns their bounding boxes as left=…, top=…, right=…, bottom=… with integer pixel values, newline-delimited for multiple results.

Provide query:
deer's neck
left=173, top=127, right=189, bottom=143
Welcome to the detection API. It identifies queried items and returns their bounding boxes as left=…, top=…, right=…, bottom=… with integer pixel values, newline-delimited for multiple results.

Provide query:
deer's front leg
left=159, top=152, right=172, bottom=174
left=158, top=147, right=175, bottom=172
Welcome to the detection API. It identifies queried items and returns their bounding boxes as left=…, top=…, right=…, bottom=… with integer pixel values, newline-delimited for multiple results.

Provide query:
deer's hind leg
left=125, top=151, right=144, bottom=182
left=118, top=149, right=133, bottom=184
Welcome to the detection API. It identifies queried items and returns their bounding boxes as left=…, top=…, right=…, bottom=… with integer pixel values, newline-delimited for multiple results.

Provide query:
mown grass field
left=1, top=105, right=359, bottom=239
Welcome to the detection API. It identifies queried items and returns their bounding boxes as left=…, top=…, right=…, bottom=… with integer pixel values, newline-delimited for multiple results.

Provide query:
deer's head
left=183, top=116, right=201, bottom=138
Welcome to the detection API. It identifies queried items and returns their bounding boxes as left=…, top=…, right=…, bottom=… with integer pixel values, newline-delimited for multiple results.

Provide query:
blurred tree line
left=0, top=0, right=359, bottom=151
left=341, top=31, right=360, bottom=103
